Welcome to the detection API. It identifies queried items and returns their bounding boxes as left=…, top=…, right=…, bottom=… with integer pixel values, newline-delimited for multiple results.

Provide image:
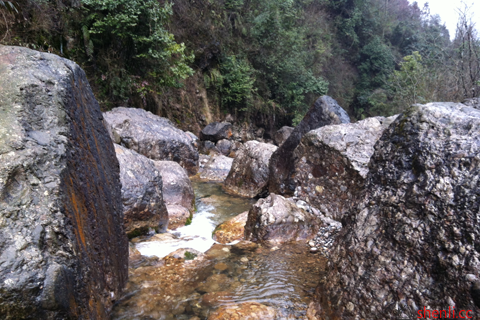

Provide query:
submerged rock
left=0, top=46, right=127, bottom=319
left=244, top=194, right=320, bottom=244
left=208, top=302, right=277, bottom=320
left=269, top=95, right=350, bottom=195
left=274, top=125, right=294, bottom=146
left=293, top=116, right=396, bottom=221
left=199, top=154, right=234, bottom=182
left=224, top=140, right=277, bottom=198
left=104, top=107, right=199, bottom=175
left=115, top=144, right=168, bottom=236
left=213, top=211, right=248, bottom=244
left=200, top=121, right=233, bottom=142
left=312, top=103, right=480, bottom=319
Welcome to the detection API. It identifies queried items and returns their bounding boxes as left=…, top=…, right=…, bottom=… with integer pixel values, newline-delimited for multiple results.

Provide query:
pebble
left=310, top=247, right=319, bottom=253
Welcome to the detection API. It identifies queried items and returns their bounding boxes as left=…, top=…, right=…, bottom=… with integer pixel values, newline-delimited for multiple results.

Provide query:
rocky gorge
left=1, top=45, right=480, bottom=320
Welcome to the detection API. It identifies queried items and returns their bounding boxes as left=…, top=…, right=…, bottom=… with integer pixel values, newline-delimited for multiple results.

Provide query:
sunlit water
left=136, top=181, right=255, bottom=257
left=112, top=181, right=326, bottom=320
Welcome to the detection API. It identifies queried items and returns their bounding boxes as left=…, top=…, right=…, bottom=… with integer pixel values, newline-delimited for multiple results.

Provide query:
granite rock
left=115, top=144, right=168, bottom=236
left=0, top=45, right=127, bottom=319
left=244, top=194, right=321, bottom=244
left=224, top=141, right=277, bottom=198
left=269, top=95, right=350, bottom=195
left=310, top=103, right=480, bottom=319
left=104, top=107, right=199, bottom=175
left=274, top=126, right=294, bottom=146
left=293, top=116, right=396, bottom=221
left=199, top=154, right=234, bottom=182
left=199, top=122, right=233, bottom=142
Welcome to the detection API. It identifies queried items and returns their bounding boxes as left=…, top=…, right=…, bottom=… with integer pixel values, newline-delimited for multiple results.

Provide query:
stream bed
left=111, top=181, right=327, bottom=320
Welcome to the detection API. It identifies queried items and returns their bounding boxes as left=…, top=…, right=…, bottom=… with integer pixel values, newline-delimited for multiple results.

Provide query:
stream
left=111, top=181, right=327, bottom=320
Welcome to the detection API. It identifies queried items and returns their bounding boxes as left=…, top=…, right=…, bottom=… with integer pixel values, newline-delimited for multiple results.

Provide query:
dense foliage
left=1, top=0, right=479, bottom=126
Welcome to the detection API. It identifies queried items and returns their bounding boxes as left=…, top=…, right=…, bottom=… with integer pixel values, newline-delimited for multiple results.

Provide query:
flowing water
left=111, top=181, right=326, bottom=320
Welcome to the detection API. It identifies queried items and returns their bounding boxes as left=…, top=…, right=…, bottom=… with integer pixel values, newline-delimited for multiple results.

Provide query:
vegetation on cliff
left=1, top=0, right=479, bottom=128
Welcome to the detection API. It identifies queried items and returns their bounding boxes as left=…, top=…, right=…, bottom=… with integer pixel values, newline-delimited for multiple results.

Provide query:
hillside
left=1, top=0, right=478, bottom=133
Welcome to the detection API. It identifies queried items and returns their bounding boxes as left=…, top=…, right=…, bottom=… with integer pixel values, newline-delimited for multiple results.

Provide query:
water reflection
left=112, top=181, right=326, bottom=320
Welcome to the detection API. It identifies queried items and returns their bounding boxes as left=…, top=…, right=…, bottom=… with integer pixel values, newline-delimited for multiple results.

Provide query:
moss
left=184, top=251, right=197, bottom=260
left=185, top=213, right=193, bottom=226
left=236, top=179, right=244, bottom=188
left=212, top=223, right=223, bottom=237
left=127, top=226, right=149, bottom=239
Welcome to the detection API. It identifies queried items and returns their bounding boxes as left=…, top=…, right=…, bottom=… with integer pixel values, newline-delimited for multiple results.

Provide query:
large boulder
left=154, top=160, right=194, bottom=211
left=310, top=103, right=480, bottom=319
left=199, top=154, right=234, bottom=182
left=269, top=95, right=350, bottom=195
left=224, top=141, right=277, bottom=198
left=274, top=126, right=294, bottom=146
left=114, top=144, right=168, bottom=237
left=293, top=116, right=396, bottom=221
left=244, top=194, right=320, bottom=244
left=0, top=46, right=127, bottom=319
left=199, top=121, right=233, bottom=142
left=153, top=160, right=195, bottom=230
left=103, top=107, right=199, bottom=175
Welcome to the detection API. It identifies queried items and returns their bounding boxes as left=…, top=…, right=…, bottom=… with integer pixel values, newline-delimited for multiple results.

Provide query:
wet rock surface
left=293, top=116, right=395, bottom=221
left=224, top=141, right=277, bottom=198
left=198, top=154, right=234, bottom=182
left=269, top=95, right=350, bottom=196
left=115, top=144, right=168, bottom=236
left=113, top=241, right=326, bottom=320
left=207, top=302, right=277, bottom=320
left=154, top=160, right=195, bottom=222
left=0, top=46, right=127, bottom=319
left=113, top=181, right=326, bottom=319
left=104, top=107, right=199, bottom=175
left=311, top=103, right=480, bottom=319
left=200, top=122, right=233, bottom=142
left=274, top=126, right=294, bottom=146
left=213, top=211, right=248, bottom=244
left=244, top=194, right=321, bottom=245
left=165, top=204, right=192, bottom=230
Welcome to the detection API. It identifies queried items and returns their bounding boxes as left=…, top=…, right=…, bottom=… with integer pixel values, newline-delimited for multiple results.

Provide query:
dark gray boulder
left=269, top=96, right=350, bottom=195
left=104, top=107, right=199, bottom=175
left=244, top=194, right=320, bottom=245
left=310, top=103, right=480, bottom=319
left=224, top=141, right=277, bottom=198
left=216, top=139, right=233, bottom=156
left=293, top=116, right=396, bottom=221
left=154, top=160, right=195, bottom=229
left=199, top=122, right=233, bottom=142
left=0, top=45, right=127, bottom=319
left=114, top=144, right=168, bottom=237
left=274, top=126, right=294, bottom=146
left=154, top=160, right=194, bottom=211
